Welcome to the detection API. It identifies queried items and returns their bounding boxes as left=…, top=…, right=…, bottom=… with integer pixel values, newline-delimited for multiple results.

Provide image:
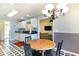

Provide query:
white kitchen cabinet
left=31, top=34, right=38, bottom=40
left=19, top=34, right=30, bottom=41
left=15, top=33, right=20, bottom=40
left=31, top=18, right=38, bottom=28
left=15, top=33, right=38, bottom=41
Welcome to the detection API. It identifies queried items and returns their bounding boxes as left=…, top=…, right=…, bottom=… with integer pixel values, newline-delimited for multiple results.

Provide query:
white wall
left=54, top=4, right=79, bottom=33
left=10, top=21, right=19, bottom=40
left=0, top=21, right=4, bottom=40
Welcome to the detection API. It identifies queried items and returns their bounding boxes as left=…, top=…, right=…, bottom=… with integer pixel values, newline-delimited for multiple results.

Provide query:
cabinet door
left=15, top=33, right=20, bottom=40
left=31, top=18, right=38, bottom=28
left=19, top=34, right=30, bottom=41
left=31, top=34, right=38, bottom=40
left=19, top=34, right=24, bottom=41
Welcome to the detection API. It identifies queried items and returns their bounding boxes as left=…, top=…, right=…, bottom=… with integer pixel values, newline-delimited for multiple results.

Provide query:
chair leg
left=56, top=50, right=58, bottom=56
left=56, top=50, right=60, bottom=56
left=59, top=51, right=61, bottom=56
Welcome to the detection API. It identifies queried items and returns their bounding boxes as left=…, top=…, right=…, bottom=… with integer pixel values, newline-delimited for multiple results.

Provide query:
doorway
left=0, top=21, right=4, bottom=45
left=4, top=21, right=11, bottom=46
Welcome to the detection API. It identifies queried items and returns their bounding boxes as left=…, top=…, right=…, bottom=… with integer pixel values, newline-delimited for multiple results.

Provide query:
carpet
left=15, top=41, right=24, bottom=47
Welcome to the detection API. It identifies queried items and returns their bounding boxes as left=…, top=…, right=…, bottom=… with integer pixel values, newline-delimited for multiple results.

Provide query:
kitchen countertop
left=15, top=31, right=37, bottom=34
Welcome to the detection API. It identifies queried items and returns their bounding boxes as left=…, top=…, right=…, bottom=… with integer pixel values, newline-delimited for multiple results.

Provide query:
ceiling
left=0, top=3, right=47, bottom=21
left=0, top=3, right=78, bottom=21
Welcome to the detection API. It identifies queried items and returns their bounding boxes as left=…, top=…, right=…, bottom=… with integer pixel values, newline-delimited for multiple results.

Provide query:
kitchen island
left=15, top=31, right=38, bottom=41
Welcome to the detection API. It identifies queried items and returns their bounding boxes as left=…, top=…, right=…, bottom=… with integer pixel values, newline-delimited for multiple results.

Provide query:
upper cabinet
left=16, top=18, right=38, bottom=31
left=18, top=21, right=26, bottom=28
left=30, top=18, right=38, bottom=28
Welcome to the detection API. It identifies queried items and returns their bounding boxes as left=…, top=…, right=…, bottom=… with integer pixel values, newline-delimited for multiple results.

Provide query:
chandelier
left=42, top=3, right=69, bottom=20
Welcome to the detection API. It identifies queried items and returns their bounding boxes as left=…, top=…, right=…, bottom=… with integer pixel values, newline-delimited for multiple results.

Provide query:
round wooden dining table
left=28, top=39, right=56, bottom=56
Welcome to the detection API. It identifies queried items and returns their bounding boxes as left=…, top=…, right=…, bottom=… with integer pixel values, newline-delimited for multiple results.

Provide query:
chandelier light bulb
left=55, top=12, right=60, bottom=16
left=47, top=13, right=52, bottom=17
left=45, top=4, right=54, bottom=10
left=42, top=9, right=47, bottom=14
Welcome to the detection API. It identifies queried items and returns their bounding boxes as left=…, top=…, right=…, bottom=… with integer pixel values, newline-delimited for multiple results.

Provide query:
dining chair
left=56, top=40, right=63, bottom=56
left=24, top=43, right=32, bottom=56
left=32, top=50, right=42, bottom=56
left=24, top=36, right=42, bottom=56
left=25, top=36, right=31, bottom=43
left=44, top=40, right=63, bottom=56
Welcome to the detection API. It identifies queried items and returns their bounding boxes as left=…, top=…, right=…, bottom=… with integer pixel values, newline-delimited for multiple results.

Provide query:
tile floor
left=0, top=40, right=24, bottom=56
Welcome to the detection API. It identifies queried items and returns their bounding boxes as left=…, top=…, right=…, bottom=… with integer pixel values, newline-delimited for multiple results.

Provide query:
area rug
left=15, top=41, right=24, bottom=47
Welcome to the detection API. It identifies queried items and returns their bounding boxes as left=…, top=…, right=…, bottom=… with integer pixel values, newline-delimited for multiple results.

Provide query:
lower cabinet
left=31, top=34, right=38, bottom=40
left=15, top=33, right=38, bottom=41
left=15, top=33, right=20, bottom=40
